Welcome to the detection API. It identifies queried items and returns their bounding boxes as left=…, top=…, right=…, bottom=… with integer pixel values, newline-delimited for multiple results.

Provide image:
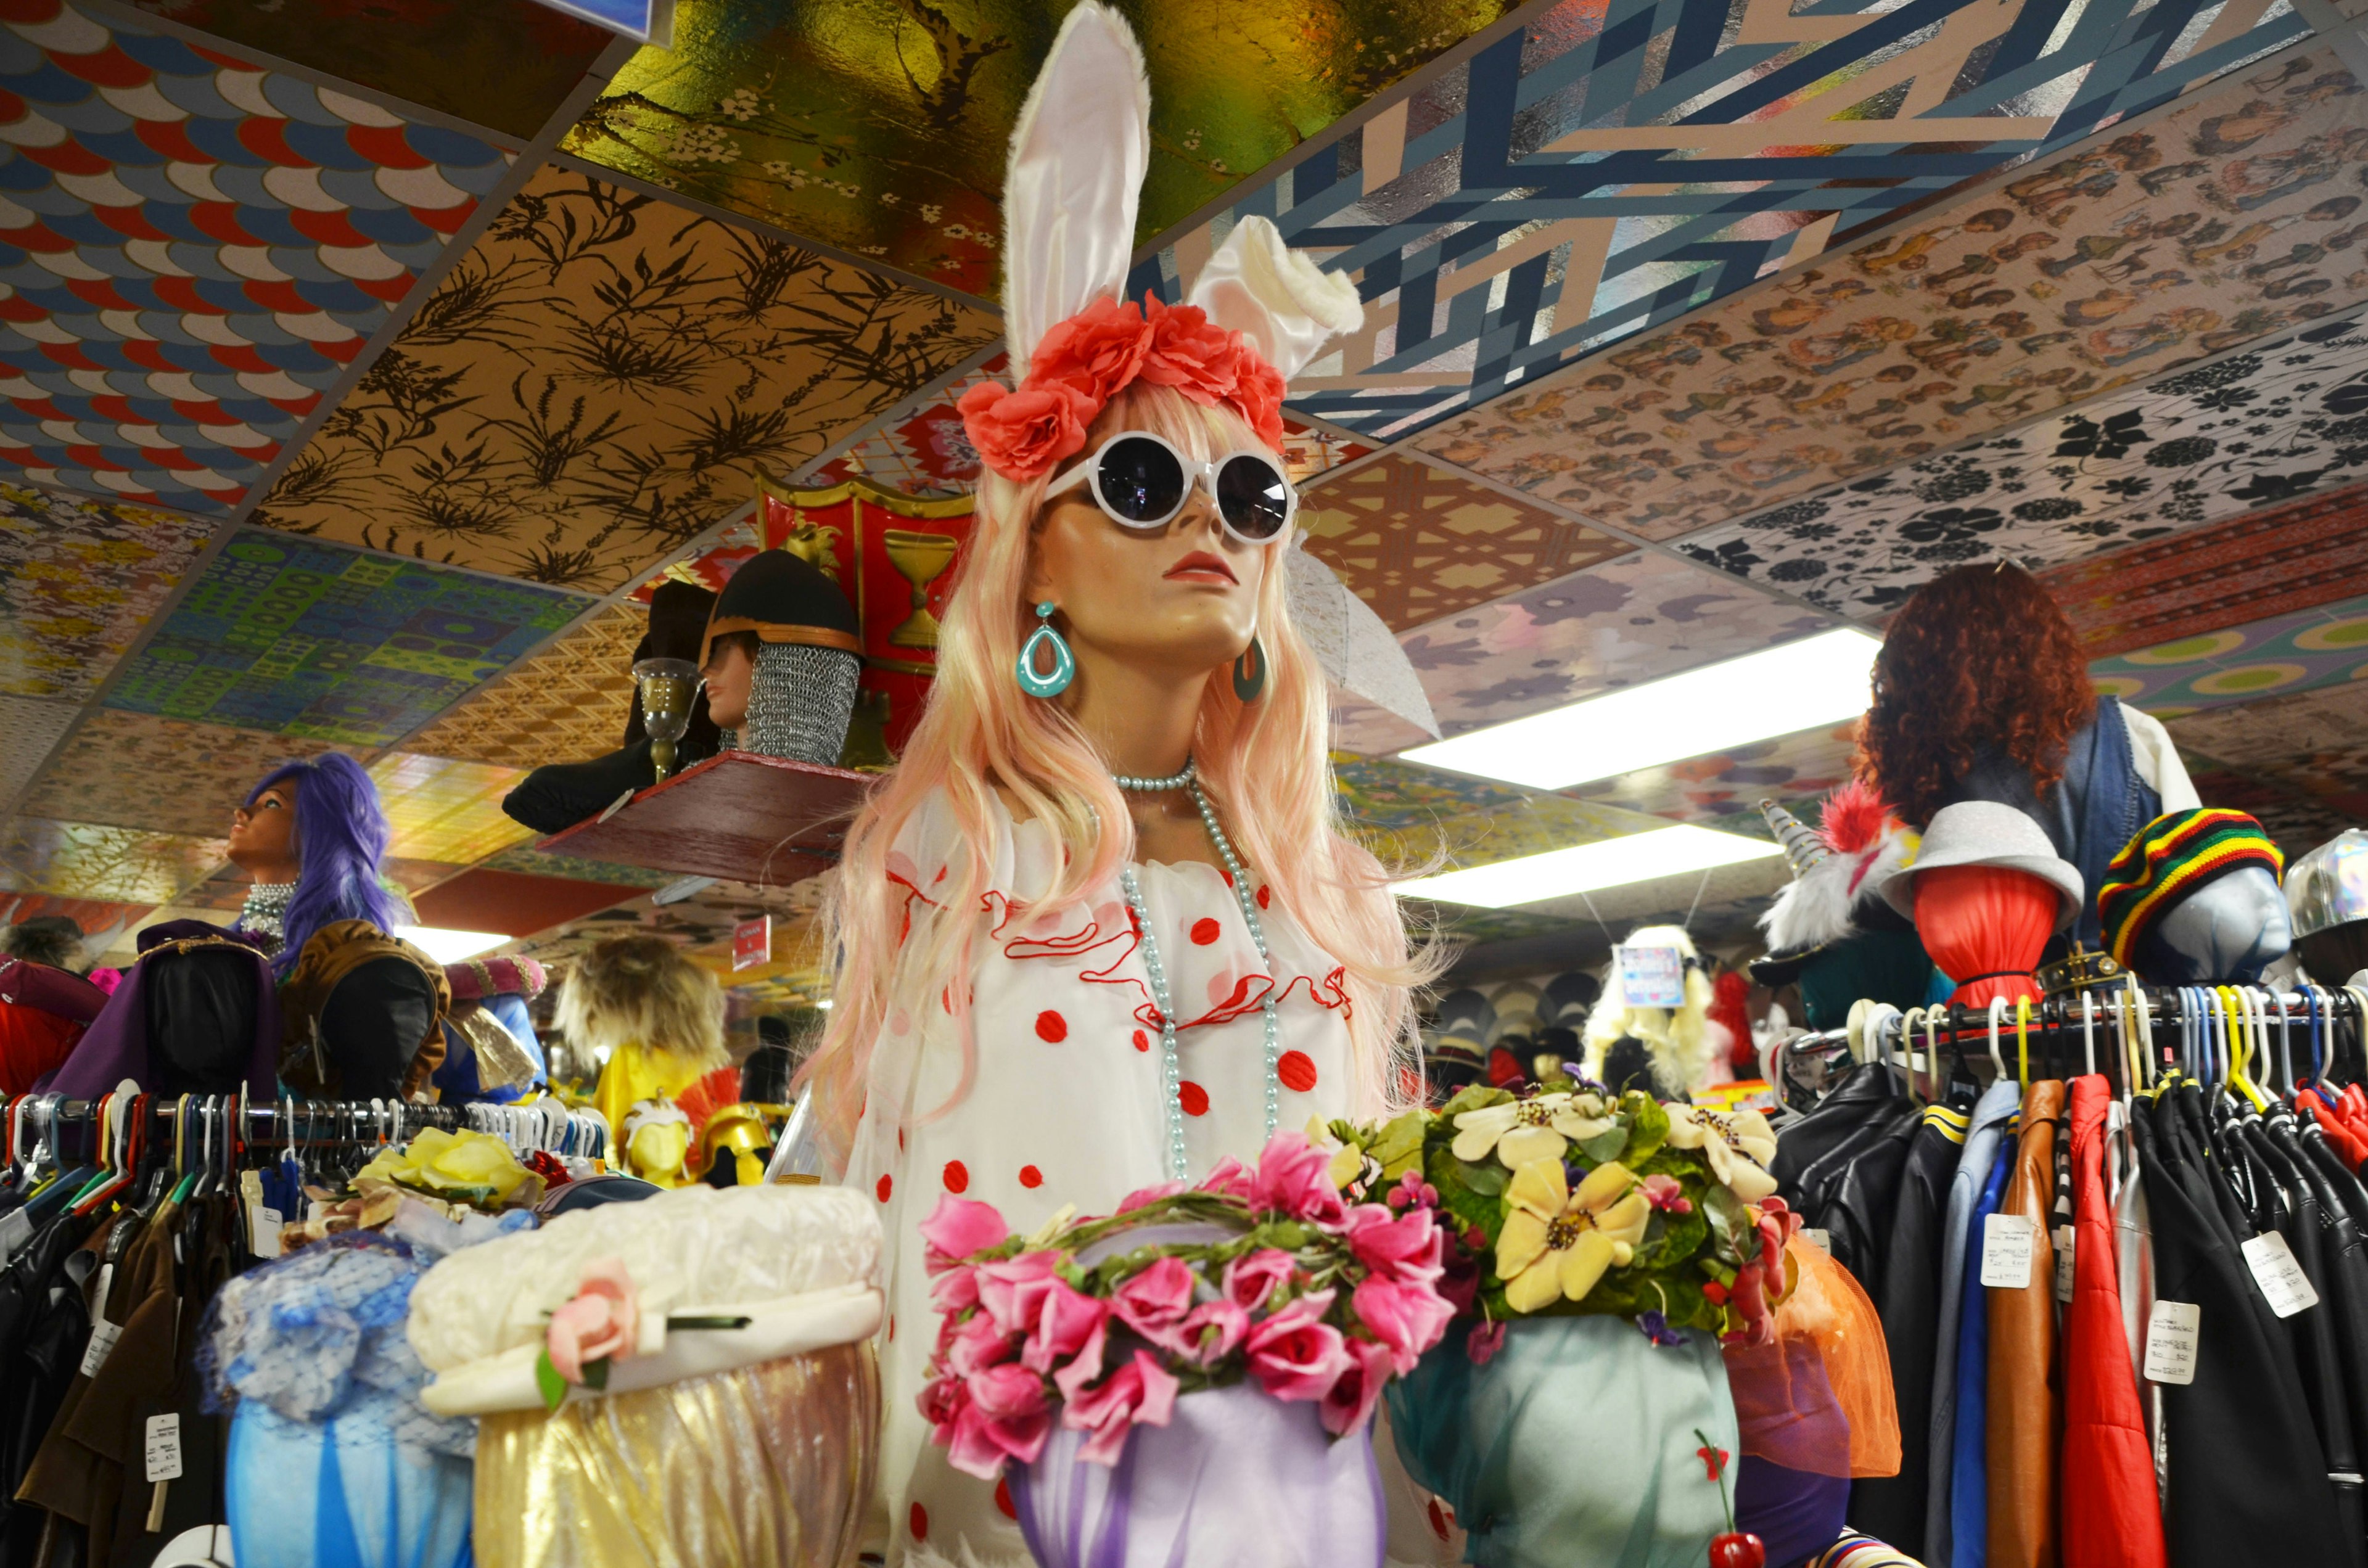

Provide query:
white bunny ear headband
left=958, top=2, right=1362, bottom=483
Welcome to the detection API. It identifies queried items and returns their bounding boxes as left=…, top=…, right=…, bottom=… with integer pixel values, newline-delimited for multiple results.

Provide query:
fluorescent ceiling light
left=1400, top=628, right=1881, bottom=790
left=393, top=925, right=508, bottom=964
left=1394, top=826, right=1782, bottom=909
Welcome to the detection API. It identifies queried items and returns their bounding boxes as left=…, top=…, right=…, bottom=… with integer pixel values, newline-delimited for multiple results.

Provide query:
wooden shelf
left=533, top=752, right=874, bottom=886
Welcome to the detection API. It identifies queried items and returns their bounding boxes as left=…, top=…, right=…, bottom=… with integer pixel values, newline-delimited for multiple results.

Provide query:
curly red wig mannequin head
left=1854, top=562, right=2095, bottom=827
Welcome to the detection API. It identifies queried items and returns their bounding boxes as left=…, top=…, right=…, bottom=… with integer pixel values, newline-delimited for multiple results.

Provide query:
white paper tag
left=2242, top=1231, right=2321, bottom=1318
left=1980, top=1212, right=2036, bottom=1289
left=1616, top=945, right=1686, bottom=1008
left=80, top=1319, right=121, bottom=1379
left=2054, top=1225, right=2076, bottom=1303
left=0, top=1207, right=30, bottom=1263
left=2144, top=1300, right=2200, bottom=1385
left=248, top=1205, right=282, bottom=1260
left=142, top=1414, right=182, bottom=1484
left=1801, top=1228, right=1832, bottom=1255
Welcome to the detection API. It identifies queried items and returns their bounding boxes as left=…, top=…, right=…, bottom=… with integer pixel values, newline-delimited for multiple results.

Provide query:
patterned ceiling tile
left=2167, top=676, right=2368, bottom=764
left=168, top=850, right=461, bottom=913
left=1334, top=752, right=1667, bottom=870
left=125, top=0, right=614, bottom=142
left=0, top=692, right=76, bottom=805
left=0, top=815, right=222, bottom=901
left=1133, top=0, right=2317, bottom=442
left=403, top=599, right=641, bottom=768
left=251, top=166, right=1000, bottom=592
left=1563, top=719, right=1861, bottom=823
left=2089, top=589, right=2368, bottom=715
left=1678, top=310, right=2368, bottom=616
left=1297, top=454, right=1628, bottom=631
left=1, top=485, right=215, bottom=699
left=479, top=839, right=675, bottom=888
left=561, top=0, right=1523, bottom=297
left=0, top=891, right=151, bottom=950
left=2177, top=762, right=2363, bottom=859
left=1330, top=693, right=1439, bottom=758
left=366, top=751, right=533, bottom=864
left=1365, top=551, right=1834, bottom=752
left=1414, top=44, right=2367, bottom=528
left=2037, top=481, right=2368, bottom=657
left=0, top=0, right=512, bottom=512
left=501, top=878, right=824, bottom=967
left=105, top=528, right=591, bottom=744
left=19, top=710, right=369, bottom=836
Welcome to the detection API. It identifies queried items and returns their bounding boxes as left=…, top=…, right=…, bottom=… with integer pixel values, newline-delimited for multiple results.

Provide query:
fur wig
left=557, top=934, right=726, bottom=1072
left=1581, top=925, right=1724, bottom=1098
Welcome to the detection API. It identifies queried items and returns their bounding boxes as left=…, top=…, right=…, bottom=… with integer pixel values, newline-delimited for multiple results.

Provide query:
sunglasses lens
left=1095, top=437, right=1186, bottom=526
left=1216, top=454, right=1292, bottom=541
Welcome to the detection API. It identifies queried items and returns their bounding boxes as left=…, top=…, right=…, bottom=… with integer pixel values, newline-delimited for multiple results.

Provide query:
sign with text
left=733, top=915, right=771, bottom=972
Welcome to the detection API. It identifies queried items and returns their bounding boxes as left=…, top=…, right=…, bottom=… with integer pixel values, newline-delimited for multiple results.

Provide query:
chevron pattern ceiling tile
left=105, top=528, right=591, bottom=744
left=1678, top=308, right=2368, bottom=616
left=401, top=599, right=642, bottom=768
left=18, top=709, right=369, bottom=837
left=2089, top=589, right=2368, bottom=715
left=1130, top=0, right=2315, bottom=442
left=1297, top=453, right=1629, bottom=630
left=1415, top=44, right=2368, bottom=535
left=0, top=1, right=512, bottom=511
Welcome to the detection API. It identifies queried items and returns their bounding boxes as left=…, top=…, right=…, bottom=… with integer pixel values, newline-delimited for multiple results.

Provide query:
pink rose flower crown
left=916, top=1130, right=1457, bottom=1478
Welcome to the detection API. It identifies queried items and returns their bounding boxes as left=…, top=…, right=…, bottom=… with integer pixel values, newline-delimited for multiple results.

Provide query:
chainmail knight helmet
left=701, top=549, right=862, bottom=766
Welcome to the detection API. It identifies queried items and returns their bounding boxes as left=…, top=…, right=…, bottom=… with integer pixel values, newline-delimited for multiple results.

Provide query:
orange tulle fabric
left=1725, top=1238, right=1902, bottom=1479
left=1914, top=864, right=2057, bottom=1011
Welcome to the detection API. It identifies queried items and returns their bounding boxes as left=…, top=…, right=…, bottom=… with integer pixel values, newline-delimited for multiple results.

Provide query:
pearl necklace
left=1113, top=761, right=1281, bottom=1181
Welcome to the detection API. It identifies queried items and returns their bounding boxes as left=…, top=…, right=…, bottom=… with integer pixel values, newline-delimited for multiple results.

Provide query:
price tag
left=2144, top=1300, right=2200, bottom=1385
left=2054, top=1225, right=2076, bottom=1303
left=1980, top=1212, right=2036, bottom=1289
left=142, top=1414, right=183, bottom=1484
left=247, top=1204, right=282, bottom=1260
left=1801, top=1228, right=1832, bottom=1255
left=2241, top=1231, right=2321, bottom=1318
left=80, top=1320, right=121, bottom=1379
left=1616, top=945, right=1686, bottom=1008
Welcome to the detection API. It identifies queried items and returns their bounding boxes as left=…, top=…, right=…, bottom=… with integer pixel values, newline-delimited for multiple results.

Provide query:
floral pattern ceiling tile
left=1333, top=752, right=1666, bottom=871
left=366, top=751, right=533, bottom=864
left=2039, top=480, right=2368, bottom=657
left=106, top=528, right=591, bottom=744
left=0, top=693, right=76, bottom=808
left=0, top=0, right=512, bottom=512
left=2090, top=589, right=2368, bottom=715
left=0, top=485, right=215, bottom=699
left=1414, top=45, right=2368, bottom=530
left=19, top=710, right=369, bottom=837
left=2165, top=678, right=2368, bottom=823
left=1297, top=454, right=1629, bottom=631
left=1563, top=720, right=1862, bottom=824
left=126, top=0, right=615, bottom=142
left=252, top=167, right=1000, bottom=591
left=0, top=815, right=223, bottom=903
left=1677, top=310, right=2368, bottom=617
left=1135, top=0, right=2318, bottom=440
left=561, top=0, right=1522, bottom=297
left=403, top=599, right=641, bottom=769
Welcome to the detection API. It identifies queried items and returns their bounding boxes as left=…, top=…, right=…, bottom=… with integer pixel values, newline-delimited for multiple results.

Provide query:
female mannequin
left=229, top=753, right=409, bottom=967
left=797, top=10, right=1431, bottom=1561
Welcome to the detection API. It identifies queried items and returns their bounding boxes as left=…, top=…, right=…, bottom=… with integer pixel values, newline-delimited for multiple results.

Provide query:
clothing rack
left=5, top=1091, right=604, bottom=1172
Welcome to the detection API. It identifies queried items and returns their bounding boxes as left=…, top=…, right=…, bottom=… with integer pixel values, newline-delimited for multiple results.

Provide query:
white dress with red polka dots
left=849, top=791, right=1357, bottom=1565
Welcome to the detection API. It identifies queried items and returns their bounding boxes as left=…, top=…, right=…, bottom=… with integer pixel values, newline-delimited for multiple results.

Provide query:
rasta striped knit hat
left=2097, top=808, right=2285, bottom=969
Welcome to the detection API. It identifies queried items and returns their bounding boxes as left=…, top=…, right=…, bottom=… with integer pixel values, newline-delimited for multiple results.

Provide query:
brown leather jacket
left=1989, top=1077, right=2066, bottom=1568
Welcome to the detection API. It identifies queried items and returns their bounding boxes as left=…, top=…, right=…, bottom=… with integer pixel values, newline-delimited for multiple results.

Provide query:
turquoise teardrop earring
left=1017, top=601, right=1075, bottom=697
left=1232, top=633, right=1267, bottom=702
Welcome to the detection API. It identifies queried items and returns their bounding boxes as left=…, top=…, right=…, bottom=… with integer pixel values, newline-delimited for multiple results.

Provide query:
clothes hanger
left=1987, top=998, right=2008, bottom=1087
left=2015, top=995, right=2033, bottom=1091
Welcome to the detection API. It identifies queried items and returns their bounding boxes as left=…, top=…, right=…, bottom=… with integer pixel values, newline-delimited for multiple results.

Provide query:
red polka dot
left=1428, top=1499, right=1451, bottom=1540
left=1257, top=884, right=1272, bottom=909
left=876, top=1174, right=893, bottom=1202
left=995, top=1477, right=1017, bottom=1519
left=1132, top=1028, right=1150, bottom=1053
left=1190, top=917, right=1222, bottom=945
left=1278, top=1049, right=1318, bottom=1093
left=1178, top=1081, right=1209, bottom=1116
left=1019, top=1165, right=1043, bottom=1188
left=910, top=1502, right=929, bottom=1541
left=943, top=1160, right=969, bottom=1193
left=1035, top=1010, right=1067, bottom=1042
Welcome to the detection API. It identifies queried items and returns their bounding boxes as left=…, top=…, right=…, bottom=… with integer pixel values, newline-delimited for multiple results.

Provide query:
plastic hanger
left=2080, top=991, right=2097, bottom=1081
left=2015, top=995, right=2033, bottom=1090
left=1987, top=998, right=2008, bottom=1086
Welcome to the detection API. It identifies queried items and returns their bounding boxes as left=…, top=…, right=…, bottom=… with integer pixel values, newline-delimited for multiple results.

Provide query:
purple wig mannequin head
left=245, top=753, right=405, bottom=974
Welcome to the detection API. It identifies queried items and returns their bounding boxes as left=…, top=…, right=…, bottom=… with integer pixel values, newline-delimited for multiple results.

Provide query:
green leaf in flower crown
left=1621, top=1095, right=1671, bottom=1163
left=1578, top=1125, right=1630, bottom=1165
left=1437, top=1084, right=1514, bottom=1122
left=1369, top=1110, right=1429, bottom=1180
left=1456, top=1154, right=1508, bottom=1197
left=1429, top=1144, right=1502, bottom=1246
left=1701, top=1182, right=1748, bottom=1249
left=535, top=1348, right=567, bottom=1413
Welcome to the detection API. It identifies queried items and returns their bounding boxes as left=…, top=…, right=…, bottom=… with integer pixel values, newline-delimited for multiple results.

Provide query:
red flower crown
left=958, top=295, right=1287, bottom=483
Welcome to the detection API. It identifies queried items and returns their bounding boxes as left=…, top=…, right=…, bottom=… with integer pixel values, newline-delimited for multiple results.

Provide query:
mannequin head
left=240, top=753, right=404, bottom=975
left=801, top=374, right=1430, bottom=1167
left=701, top=633, right=757, bottom=731
left=1855, top=563, right=2095, bottom=826
left=2136, top=864, right=2294, bottom=983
